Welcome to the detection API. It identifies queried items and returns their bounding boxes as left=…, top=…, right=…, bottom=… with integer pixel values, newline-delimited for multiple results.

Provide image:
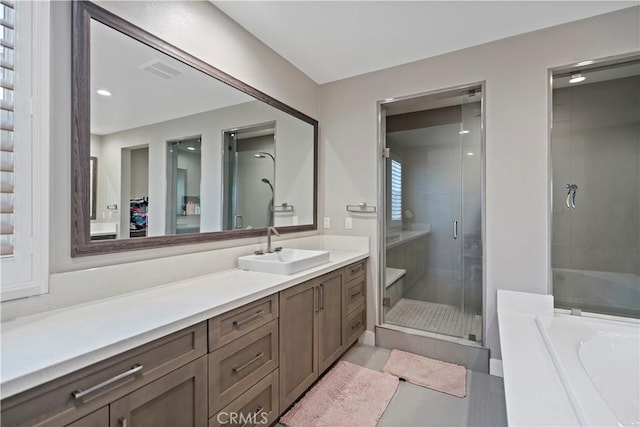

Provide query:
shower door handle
left=453, top=220, right=458, bottom=240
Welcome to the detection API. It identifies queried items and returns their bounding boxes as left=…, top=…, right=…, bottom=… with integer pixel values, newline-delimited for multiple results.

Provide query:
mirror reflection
left=87, top=18, right=315, bottom=242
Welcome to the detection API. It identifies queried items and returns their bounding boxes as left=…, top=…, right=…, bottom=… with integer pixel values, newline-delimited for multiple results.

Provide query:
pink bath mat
left=280, top=361, right=399, bottom=427
left=382, top=349, right=467, bottom=398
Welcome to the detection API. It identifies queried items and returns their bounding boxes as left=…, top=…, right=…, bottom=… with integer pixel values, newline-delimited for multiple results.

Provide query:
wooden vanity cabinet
left=1, top=323, right=207, bottom=427
left=279, top=266, right=360, bottom=413
left=2, top=259, right=367, bottom=427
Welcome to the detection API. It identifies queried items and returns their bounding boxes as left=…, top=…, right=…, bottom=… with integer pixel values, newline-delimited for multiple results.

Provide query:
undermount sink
left=238, top=248, right=330, bottom=275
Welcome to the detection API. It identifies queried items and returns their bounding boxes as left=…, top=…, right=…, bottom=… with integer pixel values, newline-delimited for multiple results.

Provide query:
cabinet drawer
left=208, top=320, right=279, bottom=415
left=209, top=370, right=279, bottom=427
left=209, top=295, right=278, bottom=351
left=344, top=276, right=365, bottom=315
left=1, top=323, right=207, bottom=427
left=345, top=260, right=366, bottom=282
left=345, top=304, right=366, bottom=345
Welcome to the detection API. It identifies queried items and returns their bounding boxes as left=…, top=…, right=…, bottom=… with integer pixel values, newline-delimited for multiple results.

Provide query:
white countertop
left=1, top=248, right=368, bottom=399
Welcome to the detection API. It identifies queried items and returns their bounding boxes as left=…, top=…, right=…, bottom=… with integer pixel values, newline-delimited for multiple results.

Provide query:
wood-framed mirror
left=71, top=1, right=318, bottom=257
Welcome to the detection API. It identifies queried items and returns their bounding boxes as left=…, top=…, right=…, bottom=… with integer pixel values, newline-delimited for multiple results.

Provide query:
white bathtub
left=541, top=313, right=640, bottom=426
left=498, top=290, right=640, bottom=427
left=553, top=268, right=640, bottom=317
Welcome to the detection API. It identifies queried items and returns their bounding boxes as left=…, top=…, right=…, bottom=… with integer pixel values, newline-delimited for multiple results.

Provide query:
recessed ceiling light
left=459, top=130, right=470, bottom=134
left=467, top=152, right=474, bottom=156
left=569, top=73, right=586, bottom=84
left=576, top=60, right=594, bottom=67
left=187, top=146, right=196, bottom=151
left=96, top=89, right=112, bottom=96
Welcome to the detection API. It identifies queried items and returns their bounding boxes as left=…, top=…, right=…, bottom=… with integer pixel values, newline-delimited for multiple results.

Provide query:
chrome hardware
left=232, top=310, right=264, bottom=327
left=566, top=184, right=578, bottom=209
left=119, top=417, right=127, bottom=427
left=234, top=215, right=243, bottom=229
left=232, top=352, right=264, bottom=373
left=274, top=246, right=283, bottom=252
left=266, top=226, right=280, bottom=253
left=71, top=364, right=143, bottom=399
left=254, top=250, right=265, bottom=255
left=346, top=202, right=376, bottom=213
left=382, top=147, right=390, bottom=158
left=350, top=290, right=360, bottom=297
left=319, top=284, right=325, bottom=309
left=382, top=297, right=391, bottom=307
left=314, top=287, right=319, bottom=312
left=350, top=265, right=363, bottom=275
left=453, top=220, right=459, bottom=240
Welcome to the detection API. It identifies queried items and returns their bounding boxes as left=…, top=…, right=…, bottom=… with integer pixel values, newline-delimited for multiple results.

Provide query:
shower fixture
left=261, top=178, right=274, bottom=194
left=569, top=73, right=586, bottom=84
left=566, top=184, right=578, bottom=209
left=254, top=152, right=275, bottom=163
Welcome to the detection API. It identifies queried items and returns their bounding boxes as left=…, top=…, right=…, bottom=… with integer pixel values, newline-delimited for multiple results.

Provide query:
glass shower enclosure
left=551, top=57, right=640, bottom=318
left=381, top=85, right=484, bottom=343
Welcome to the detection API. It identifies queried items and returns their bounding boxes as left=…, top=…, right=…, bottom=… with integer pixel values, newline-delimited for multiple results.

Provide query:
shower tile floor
left=386, top=298, right=483, bottom=341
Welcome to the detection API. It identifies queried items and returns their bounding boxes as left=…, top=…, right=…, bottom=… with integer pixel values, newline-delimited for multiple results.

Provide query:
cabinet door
left=109, top=357, right=207, bottom=427
left=279, top=279, right=318, bottom=413
left=317, top=270, right=345, bottom=374
left=66, top=407, right=108, bottom=427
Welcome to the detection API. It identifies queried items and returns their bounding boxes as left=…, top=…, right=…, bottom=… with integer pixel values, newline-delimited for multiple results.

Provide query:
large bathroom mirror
left=71, top=2, right=318, bottom=256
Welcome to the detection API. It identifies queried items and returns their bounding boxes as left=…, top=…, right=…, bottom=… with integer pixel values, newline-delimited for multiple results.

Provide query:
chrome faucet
left=266, top=226, right=281, bottom=253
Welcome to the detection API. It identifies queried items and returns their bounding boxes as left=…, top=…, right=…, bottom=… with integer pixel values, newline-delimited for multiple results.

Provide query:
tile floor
left=279, top=343, right=508, bottom=427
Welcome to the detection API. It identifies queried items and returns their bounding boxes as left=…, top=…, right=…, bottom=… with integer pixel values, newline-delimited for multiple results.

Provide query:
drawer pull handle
left=351, top=320, right=362, bottom=330
left=319, top=284, right=325, bottom=309
left=350, top=290, right=361, bottom=297
left=233, top=310, right=265, bottom=327
left=119, top=417, right=127, bottom=427
left=240, top=406, right=264, bottom=427
left=71, top=364, right=143, bottom=399
left=350, top=265, right=363, bottom=275
left=233, top=352, right=264, bottom=373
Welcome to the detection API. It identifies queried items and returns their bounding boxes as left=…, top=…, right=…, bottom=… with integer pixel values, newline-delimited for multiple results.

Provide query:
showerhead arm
left=253, top=152, right=275, bottom=162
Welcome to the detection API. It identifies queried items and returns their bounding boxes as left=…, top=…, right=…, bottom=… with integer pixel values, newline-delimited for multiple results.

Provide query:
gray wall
left=552, top=76, right=640, bottom=275
left=319, top=6, right=640, bottom=359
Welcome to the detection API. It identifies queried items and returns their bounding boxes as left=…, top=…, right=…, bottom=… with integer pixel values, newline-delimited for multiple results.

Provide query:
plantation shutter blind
left=0, top=0, right=15, bottom=256
left=390, top=159, right=402, bottom=221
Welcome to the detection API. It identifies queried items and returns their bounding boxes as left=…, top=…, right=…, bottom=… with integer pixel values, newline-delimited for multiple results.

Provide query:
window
left=0, top=0, right=49, bottom=301
left=390, top=158, right=402, bottom=222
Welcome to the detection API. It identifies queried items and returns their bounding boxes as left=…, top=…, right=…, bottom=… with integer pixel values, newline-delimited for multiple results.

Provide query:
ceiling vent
left=140, top=60, right=183, bottom=79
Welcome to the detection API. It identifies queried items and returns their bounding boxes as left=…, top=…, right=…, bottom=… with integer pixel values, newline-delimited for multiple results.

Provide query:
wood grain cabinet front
left=279, top=268, right=346, bottom=413
left=208, top=320, right=279, bottom=416
left=1, top=323, right=207, bottom=427
left=208, top=295, right=278, bottom=351
left=109, top=356, right=208, bottom=427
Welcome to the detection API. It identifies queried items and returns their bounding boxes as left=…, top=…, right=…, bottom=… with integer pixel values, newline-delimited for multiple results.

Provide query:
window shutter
left=390, top=159, right=402, bottom=221
left=0, top=0, right=15, bottom=257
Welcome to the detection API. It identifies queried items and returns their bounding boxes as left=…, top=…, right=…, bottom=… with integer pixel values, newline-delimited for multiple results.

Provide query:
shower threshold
left=385, top=298, right=483, bottom=344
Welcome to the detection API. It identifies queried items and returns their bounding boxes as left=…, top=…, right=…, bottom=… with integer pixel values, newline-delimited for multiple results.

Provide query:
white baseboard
left=359, top=330, right=375, bottom=346
left=490, top=358, right=503, bottom=377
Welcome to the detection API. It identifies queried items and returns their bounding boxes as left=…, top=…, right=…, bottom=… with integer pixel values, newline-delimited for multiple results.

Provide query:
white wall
left=319, top=6, right=640, bottom=359
left=46, top=0, right=319, bottom=276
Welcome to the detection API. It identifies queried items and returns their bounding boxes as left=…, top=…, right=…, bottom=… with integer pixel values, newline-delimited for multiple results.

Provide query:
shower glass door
left=382, top=86, right=483, bottom=343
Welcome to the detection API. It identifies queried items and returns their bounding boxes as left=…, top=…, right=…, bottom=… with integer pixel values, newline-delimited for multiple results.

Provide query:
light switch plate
left=323, top=217, right=330, bottom=228
left=292, top=216, right=299, bottom=225
left=345, top=217, right=353, bottom=229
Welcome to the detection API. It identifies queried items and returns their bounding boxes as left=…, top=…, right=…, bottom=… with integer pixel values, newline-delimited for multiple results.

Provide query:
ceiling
left=213, top=1, right=638, bottom=84
left=91, top=19, right=253, bottom=135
